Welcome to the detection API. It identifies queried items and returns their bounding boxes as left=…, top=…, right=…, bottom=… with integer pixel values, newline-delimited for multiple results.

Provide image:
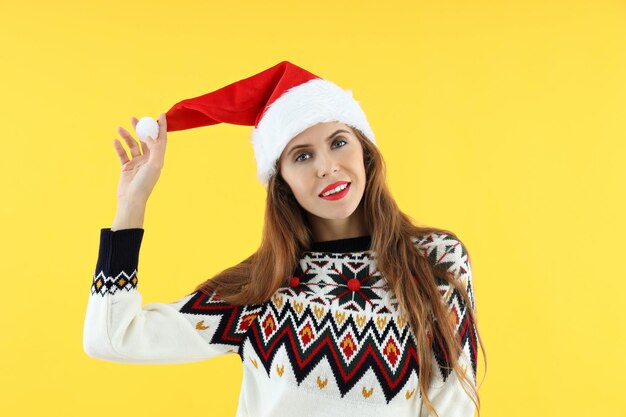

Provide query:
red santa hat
left=164, top=60, right=376, bottom=187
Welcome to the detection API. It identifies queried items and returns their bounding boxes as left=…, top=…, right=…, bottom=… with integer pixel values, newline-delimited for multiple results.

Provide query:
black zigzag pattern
left=178, top=290, right=264, bottom=357
left=246, top=296, right=420, bottom=404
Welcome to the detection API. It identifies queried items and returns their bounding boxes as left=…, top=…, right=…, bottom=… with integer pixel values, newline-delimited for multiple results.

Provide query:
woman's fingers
left=139, top=139, right=149, bottom=156
left=113, top=138, right=130, bottom=166
left=112, top=116, right=161, bottom=167
left=157, top=113, right=167, bottom=140
left=145, top=136, right=164, bottom=168
left=118, top=126, right=141, bottom=158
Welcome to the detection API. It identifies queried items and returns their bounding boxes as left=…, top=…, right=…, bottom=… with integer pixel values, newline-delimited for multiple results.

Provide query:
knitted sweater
left=83, top=228, right=478, bottom=417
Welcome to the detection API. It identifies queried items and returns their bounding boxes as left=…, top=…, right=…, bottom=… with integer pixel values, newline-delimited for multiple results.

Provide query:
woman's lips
left=319, top=183, right=351, bottom=200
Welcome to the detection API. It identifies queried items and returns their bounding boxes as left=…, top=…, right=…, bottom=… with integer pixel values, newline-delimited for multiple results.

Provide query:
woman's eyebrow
left=286, top=129, right=351, bottom=156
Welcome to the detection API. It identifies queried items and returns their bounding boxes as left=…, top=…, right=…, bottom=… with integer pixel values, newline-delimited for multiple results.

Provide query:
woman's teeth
left=321, top=183, right=349, bottom=197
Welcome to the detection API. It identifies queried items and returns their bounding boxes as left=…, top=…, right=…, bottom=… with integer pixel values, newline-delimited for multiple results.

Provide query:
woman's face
left=278, top=122, right=367, bottom=234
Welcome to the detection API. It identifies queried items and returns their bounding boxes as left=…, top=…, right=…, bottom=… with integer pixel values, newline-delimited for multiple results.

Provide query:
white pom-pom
left=135, top=116, right=160, bottom=142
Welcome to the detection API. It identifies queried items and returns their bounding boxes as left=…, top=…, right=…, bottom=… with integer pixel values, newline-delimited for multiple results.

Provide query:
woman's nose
left=317, top=156, right=339, bottom=177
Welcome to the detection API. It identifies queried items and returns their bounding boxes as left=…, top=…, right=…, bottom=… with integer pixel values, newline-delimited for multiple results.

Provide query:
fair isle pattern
left=177, top=290, right=265, bottom=356
left=241, top=232, right=477, bottom=404
left=90, top=270, right=139, bottom=296
left=246, top=287, right=418, bottom=404
left=89, top=231, right=477, bottom=407
left=412, top=233, right=478, bottom=381
left=280, top=252, right=394, bottom=313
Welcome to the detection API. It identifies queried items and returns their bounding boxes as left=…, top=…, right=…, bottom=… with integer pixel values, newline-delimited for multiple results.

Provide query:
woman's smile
left=319, top=182, right=351, bottom=200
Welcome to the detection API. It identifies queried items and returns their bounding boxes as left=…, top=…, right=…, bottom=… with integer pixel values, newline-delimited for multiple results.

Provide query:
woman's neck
left=308, top=201, right=369, bottom=242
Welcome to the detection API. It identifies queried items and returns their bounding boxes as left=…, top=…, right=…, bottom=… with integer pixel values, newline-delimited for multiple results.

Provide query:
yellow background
left=1, top=0, right=624, bottom=416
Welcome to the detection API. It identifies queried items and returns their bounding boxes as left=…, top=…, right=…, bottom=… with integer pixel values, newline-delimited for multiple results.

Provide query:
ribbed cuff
left=91, top=228, right=145, bottom=296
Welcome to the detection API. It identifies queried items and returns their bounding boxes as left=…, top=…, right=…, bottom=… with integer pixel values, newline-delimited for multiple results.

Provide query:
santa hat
left=164, top=60, right=376, bottom=187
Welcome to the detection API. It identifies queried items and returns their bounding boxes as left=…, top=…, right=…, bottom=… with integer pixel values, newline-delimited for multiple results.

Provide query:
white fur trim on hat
left=250, top=78, right=376, bottom=186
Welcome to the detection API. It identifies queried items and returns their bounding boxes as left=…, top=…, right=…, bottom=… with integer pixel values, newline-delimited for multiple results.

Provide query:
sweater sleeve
left=421, top=237, right=478, bottom=417
left=82, top=228, right=263, bottom=364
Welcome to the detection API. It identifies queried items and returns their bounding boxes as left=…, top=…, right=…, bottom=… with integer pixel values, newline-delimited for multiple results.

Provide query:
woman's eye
left=295, top=152, right=309, bottom=162
left=294, top=138, right=347, bottom=162
left=334, top=138, right=347, bottom=148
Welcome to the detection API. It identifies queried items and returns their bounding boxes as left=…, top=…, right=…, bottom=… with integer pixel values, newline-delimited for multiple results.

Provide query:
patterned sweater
left=83, top=228, right=478, bottom=417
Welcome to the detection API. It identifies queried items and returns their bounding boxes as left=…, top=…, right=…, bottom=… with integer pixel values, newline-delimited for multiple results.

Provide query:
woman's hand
left=113, top=113, right=168, bottom=204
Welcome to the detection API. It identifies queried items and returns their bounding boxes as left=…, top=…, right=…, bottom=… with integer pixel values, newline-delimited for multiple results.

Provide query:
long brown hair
left=194, top=127, right=487, bottom=417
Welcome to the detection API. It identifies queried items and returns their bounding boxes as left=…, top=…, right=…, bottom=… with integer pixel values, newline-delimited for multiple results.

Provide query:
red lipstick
left=319, top=181, right=351, bottom=200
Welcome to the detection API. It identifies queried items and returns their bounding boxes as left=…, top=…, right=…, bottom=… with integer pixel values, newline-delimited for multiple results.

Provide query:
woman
left=83, top=61, right=486, bottom=417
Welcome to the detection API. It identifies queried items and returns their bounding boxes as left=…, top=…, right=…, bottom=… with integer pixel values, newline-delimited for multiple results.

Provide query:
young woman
left=83, top=61, right=486, bottom=417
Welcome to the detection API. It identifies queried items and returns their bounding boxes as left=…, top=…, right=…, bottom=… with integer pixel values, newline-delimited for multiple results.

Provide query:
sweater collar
left=309, top=235, right=372, bottom=253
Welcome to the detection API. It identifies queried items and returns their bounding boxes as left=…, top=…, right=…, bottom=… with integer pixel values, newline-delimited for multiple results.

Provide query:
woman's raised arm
left=83, top=115, right=263, bottom=363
